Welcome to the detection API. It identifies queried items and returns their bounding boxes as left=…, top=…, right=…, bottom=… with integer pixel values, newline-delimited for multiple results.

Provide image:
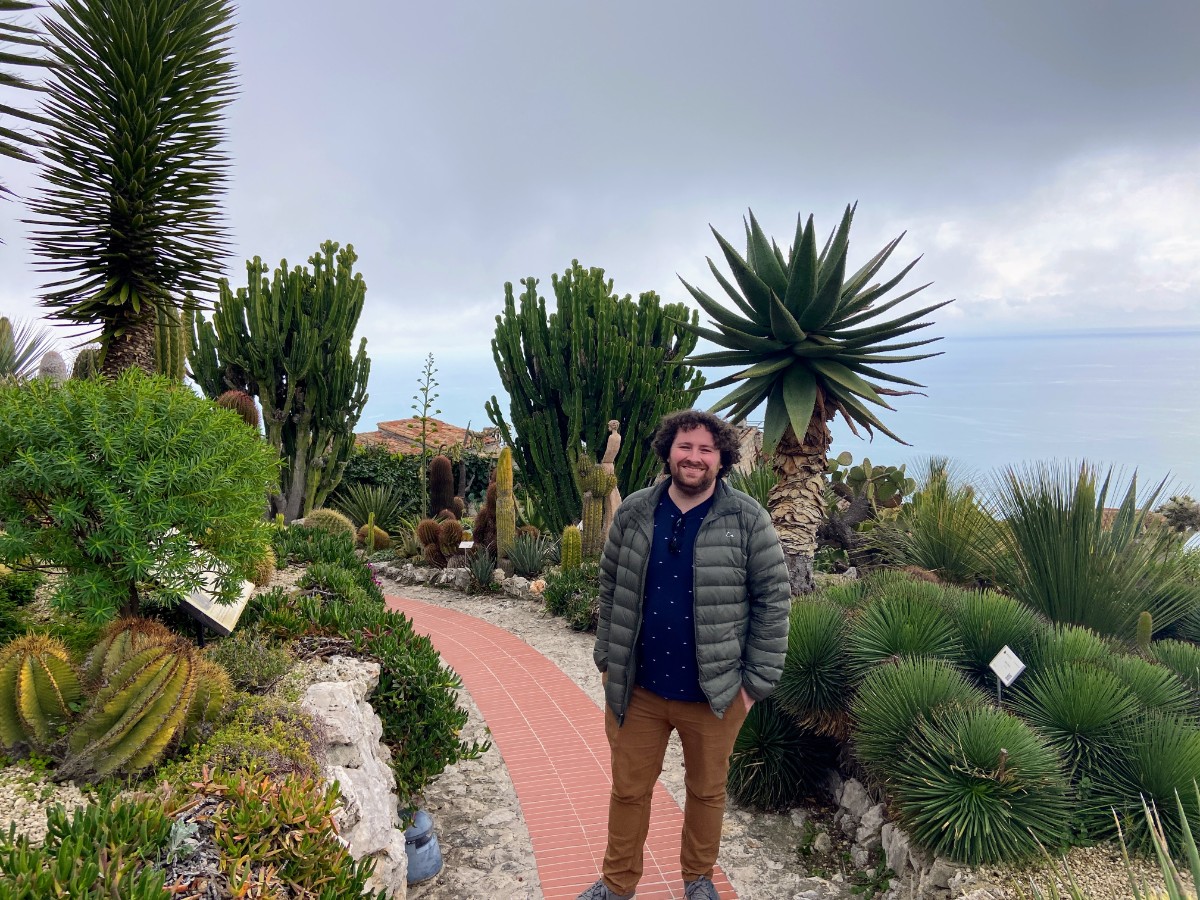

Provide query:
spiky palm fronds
left=331, top=482, right=413, bottom=534
left=0, top=316, right=55, bottom=381
left=845, top=588, right=961, bottom=678
left=726, top=461, right=777, bottom=510
left=0, top=1, right=50, bottom=196
left=1105, top=714, right=1200, bottom=850
left=726, top=697, right=837, bottom=811
left=991, top=462, right=1198, bottom=639
left=1151, top=640, right=1200, bottom=700
left=27, top=0, right=235, bottom=374
left=851, top=657, right=984, bottom=780
left=948, top=588, right=1043, bottom=688
left=1103, top=653, right=1195, bottom=719
left=890, top=705, right=1070, bottom=865
left=773, top=598, right=851, bottom=737
left=1025, top=623, right=1113, bottom=674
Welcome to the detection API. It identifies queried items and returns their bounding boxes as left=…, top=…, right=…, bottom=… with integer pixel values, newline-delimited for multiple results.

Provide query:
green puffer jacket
left=594, top=478, right=790, bottom=723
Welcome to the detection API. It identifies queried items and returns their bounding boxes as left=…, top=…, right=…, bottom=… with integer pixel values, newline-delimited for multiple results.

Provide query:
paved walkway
left=388, top=595, right=738, bottom=900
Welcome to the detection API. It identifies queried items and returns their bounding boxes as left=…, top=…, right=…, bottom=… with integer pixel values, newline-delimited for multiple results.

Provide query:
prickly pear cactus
left=827, top=452, right=916, bottom=512
left=561, top=524, right=582, bottom=571
left=0, top=634, right=83, bottom=750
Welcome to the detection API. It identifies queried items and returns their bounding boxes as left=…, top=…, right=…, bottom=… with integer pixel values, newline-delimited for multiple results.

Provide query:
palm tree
left=25, top=0, right=235, bottom=375
left=0, top=1, right=49, bottom=198
left=679, top=205, right=950, bottom=594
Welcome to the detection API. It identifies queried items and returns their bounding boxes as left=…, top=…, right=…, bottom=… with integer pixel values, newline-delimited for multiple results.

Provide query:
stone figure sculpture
left=600, top=420, right=622, bottom=534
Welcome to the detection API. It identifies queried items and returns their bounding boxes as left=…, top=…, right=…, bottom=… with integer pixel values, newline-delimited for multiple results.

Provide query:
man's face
left=668, top=426, right=720, bottom=496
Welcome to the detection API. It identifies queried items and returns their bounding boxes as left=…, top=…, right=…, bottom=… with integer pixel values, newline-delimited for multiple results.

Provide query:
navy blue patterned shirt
left=635, top=493, right=715, bottom=702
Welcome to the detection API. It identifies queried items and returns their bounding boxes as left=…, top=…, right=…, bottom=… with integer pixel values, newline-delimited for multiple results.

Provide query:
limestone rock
left=301, top=656, right=408, bottom=898
left=838, top=777, right=873, bottom=822
left=433, top=567, right=471, bottom=591
left=856, top=802, right=887, bottom=849
left=502, top=575, right=531, bottom=600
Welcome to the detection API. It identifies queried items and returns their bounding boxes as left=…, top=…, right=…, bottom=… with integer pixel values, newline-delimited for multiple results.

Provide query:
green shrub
left=773, top=599, right=851, bottom=737
left=845, top=587, right=961, bottom=678
left=1105, top=714, right=1200, bottom=849
left=890, top=705, right=1070, bottom=864
left=0, top=371, right=278, bottom=621
left=0, top=569, right=41, bottom=607
left=543, top=562, right=601, bottom=632
left=726, top=697, right=837, bottom=811
left=0, top=792, right=175, bottom=899
left=198, top=769, right=386, bottom=900
left=272, top=522, right=358, bottom=568
left=1103, top=654, right=1195, bottom=718
left=818, top=578, right=868, bottom=609
left=299, top=561, right=372, bottom=607
left=991, top=462, right=1199, bottom=639
left=851, top=657, right=984, bottom=780
left=337, top=443, right=492, bottom=512
left=948, top=588, right=1043, bottom=688
left=205, top=625, right=294, bottom=693
left=156, top=694, right=321, bottom=788
left=1150, top=639, right=1200, bottom=699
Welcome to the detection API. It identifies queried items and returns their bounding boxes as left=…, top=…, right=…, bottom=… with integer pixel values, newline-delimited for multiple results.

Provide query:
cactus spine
left=63, top=642, right=198, bottom=778
left=496, top=447, right=516, bottom=560
left=183, top=657, right=231, bottom=747
left=0, top=635, right=82, bottom=750
left=429, top=454, right=454, bottom=518
left=576, top=453, right=616, bottom=560
left=189, top=241, right=371, bottom=521
left=561, top=525, right=582, bottom=571
left=83, top=617, right=177, bottom=686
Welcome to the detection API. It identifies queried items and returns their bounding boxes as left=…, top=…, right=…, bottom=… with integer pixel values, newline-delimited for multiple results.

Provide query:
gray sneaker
left=577, top=878, right=635, bottom=900
left=684, top=876, right=719, bottom=899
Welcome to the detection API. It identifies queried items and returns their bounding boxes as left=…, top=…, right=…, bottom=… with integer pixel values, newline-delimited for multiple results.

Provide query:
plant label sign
left=989, top=645, right=1026, bottom=687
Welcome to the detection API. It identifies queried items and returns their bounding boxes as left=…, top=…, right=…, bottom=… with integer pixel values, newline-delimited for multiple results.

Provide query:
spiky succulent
left=679, top=205, right=950, bottom=449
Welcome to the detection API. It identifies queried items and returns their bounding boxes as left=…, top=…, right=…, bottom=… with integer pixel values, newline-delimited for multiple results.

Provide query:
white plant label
left=989, top=645, right=1026, bottom=686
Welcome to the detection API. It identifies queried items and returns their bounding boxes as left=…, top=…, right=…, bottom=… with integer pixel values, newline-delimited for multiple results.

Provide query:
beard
left=669, top=458, right=717, bottom=497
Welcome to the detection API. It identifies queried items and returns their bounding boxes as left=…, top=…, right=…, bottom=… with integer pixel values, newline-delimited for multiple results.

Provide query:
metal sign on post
left=988, top=645, right=1026, bottom=703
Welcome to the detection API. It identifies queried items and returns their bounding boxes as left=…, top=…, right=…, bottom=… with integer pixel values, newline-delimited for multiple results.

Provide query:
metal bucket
left=404, top=808, right=443, bottom=884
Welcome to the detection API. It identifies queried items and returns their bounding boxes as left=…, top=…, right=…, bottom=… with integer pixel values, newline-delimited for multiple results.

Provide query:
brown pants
left=602, top=685, right=749, bottom=896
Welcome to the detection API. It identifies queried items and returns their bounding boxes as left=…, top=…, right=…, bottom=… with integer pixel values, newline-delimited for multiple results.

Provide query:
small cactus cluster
left=216, top=389, right=260, bottom=429
left=575, top=453, right=616, bottom=560
left=0, top=635, right=83, bottom=751
left=303, top=508, right=356, bottom=541
left=827, top=452, right=916, bottom=512
left=560, top=524, right=582, bottom=571
left=154, top=306, right=189, bottom=381
left=496, top=447, right=516, bottom=560
left=0, top=618, right=231, bottom=779
left=418, top=514, right=464, bottom=567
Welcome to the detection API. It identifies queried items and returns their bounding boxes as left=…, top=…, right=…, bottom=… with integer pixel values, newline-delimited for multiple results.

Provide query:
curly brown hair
left=651, top=409, right=742, bottom=480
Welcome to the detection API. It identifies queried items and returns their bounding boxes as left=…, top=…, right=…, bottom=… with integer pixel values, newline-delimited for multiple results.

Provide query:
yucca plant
left=1103, top=653, right=1196, bottom=719
left=1151, top=639, right=1200, bottom=700
left=27, top=0, right=236, bottom=374
left=1106, top=714, right=1200, bottom=849
left=331, top=482, right=413, bottom=533
left=890, top=704, right=1070, bottom=864
left=949, top=588, right=1043, bottom=687
left=678, top=205, right=951, bottom=593
left=1025, top=623, right=1113, bottom=674
left=0, top=317, right=57, bottom=382
left=818, top=578, right=868, bottom=610
left=845, top=587, right=961, bottom=678
left=876, top=457, right=1001, bottom=585
left=851, top=657, right=984, bottom=780
left=856, top=567, right=947, bottom=605
left=991, top=463, right=1199, bottom=639
left=726, top=697, right=837, bottom=811
left=727, top=461, right=778, bottom=510
left=773, top=598, right=851, bottom=737
left=507, top=532, right=551, bottom=579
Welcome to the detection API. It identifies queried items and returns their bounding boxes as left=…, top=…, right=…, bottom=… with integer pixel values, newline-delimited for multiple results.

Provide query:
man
left=578, top=409, right=790, bottom=900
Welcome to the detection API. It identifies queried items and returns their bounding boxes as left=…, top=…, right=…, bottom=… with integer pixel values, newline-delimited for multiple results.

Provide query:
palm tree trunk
left=768, top=392, right=835, bottom=595
left=100, top=308, right=157, bottom=376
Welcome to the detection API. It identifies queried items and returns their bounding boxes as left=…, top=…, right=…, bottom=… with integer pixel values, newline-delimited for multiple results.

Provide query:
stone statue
left=600, top=419, right=622, bottom=534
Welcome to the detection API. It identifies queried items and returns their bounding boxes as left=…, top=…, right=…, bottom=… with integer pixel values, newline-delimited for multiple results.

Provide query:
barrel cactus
left=561, top=524, right=582, bottom=571
left=0, top=634, right=83, bottom=750
left=303, top=508, right=356, bottom=541
left=83, top=617, right=178, bottom=686
left=216, top=389, right=260, bottom=429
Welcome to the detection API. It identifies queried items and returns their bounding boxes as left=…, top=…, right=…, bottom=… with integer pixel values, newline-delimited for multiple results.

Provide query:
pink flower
left=530, top=578, right=547, bottom=595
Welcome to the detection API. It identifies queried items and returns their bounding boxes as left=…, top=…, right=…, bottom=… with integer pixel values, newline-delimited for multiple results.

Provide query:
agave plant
left=1103, top=654, right=1195, bottom=719
left=0, top=316, right=56, bottom=382
left=844, top=585, right=961, bottom=678
left=726, top=697, right=837, bottom=811
left=772, top=598, right=851, bottom=737
left=27, top=0, right=235, bottom=374
left=678, top=205, right=951, bottom=592
left=948, top=588, right=1043, bottom=688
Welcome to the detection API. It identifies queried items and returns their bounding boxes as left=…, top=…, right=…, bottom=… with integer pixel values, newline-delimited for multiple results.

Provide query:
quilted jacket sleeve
left=740, top=503, right=790, bottom=700
left=594, top=509, right=624, bottom=672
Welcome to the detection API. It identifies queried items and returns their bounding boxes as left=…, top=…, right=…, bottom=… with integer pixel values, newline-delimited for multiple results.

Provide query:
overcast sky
left=1, top=0, right=1198, bottom=433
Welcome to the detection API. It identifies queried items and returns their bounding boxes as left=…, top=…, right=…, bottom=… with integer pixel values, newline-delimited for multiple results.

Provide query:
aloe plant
left=679, top=206, right=950, bottom=592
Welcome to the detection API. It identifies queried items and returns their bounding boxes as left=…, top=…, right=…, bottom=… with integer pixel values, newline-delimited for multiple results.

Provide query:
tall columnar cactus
left=0, top=635, right=83, bottom=750
left=485, top=261, right=705, bottom=533
left=189, top=241, right=371, bottom=521
left=496, top=447, right=516, bottom=560
left=154, top=306, right=189, bottom=381
left=62, top=641, right=198, bottom=779
left=1136, top=611, right=1153, bottom=655
left=575, top=453, right=617, bottom=559
left=429, top=454, right=454, bottom=517
left=561, top=524, right=582, bottom=571
left=37, top=350, right=68, bottom=383
left=216, top=389, right=260, bottom=429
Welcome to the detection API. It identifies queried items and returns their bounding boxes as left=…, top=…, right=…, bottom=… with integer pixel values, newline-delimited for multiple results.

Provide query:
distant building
left=355, top=418, right=502, bottom=458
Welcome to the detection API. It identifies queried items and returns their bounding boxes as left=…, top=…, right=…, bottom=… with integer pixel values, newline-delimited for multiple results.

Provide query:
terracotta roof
left=355, top=417, right=502, bottom=456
